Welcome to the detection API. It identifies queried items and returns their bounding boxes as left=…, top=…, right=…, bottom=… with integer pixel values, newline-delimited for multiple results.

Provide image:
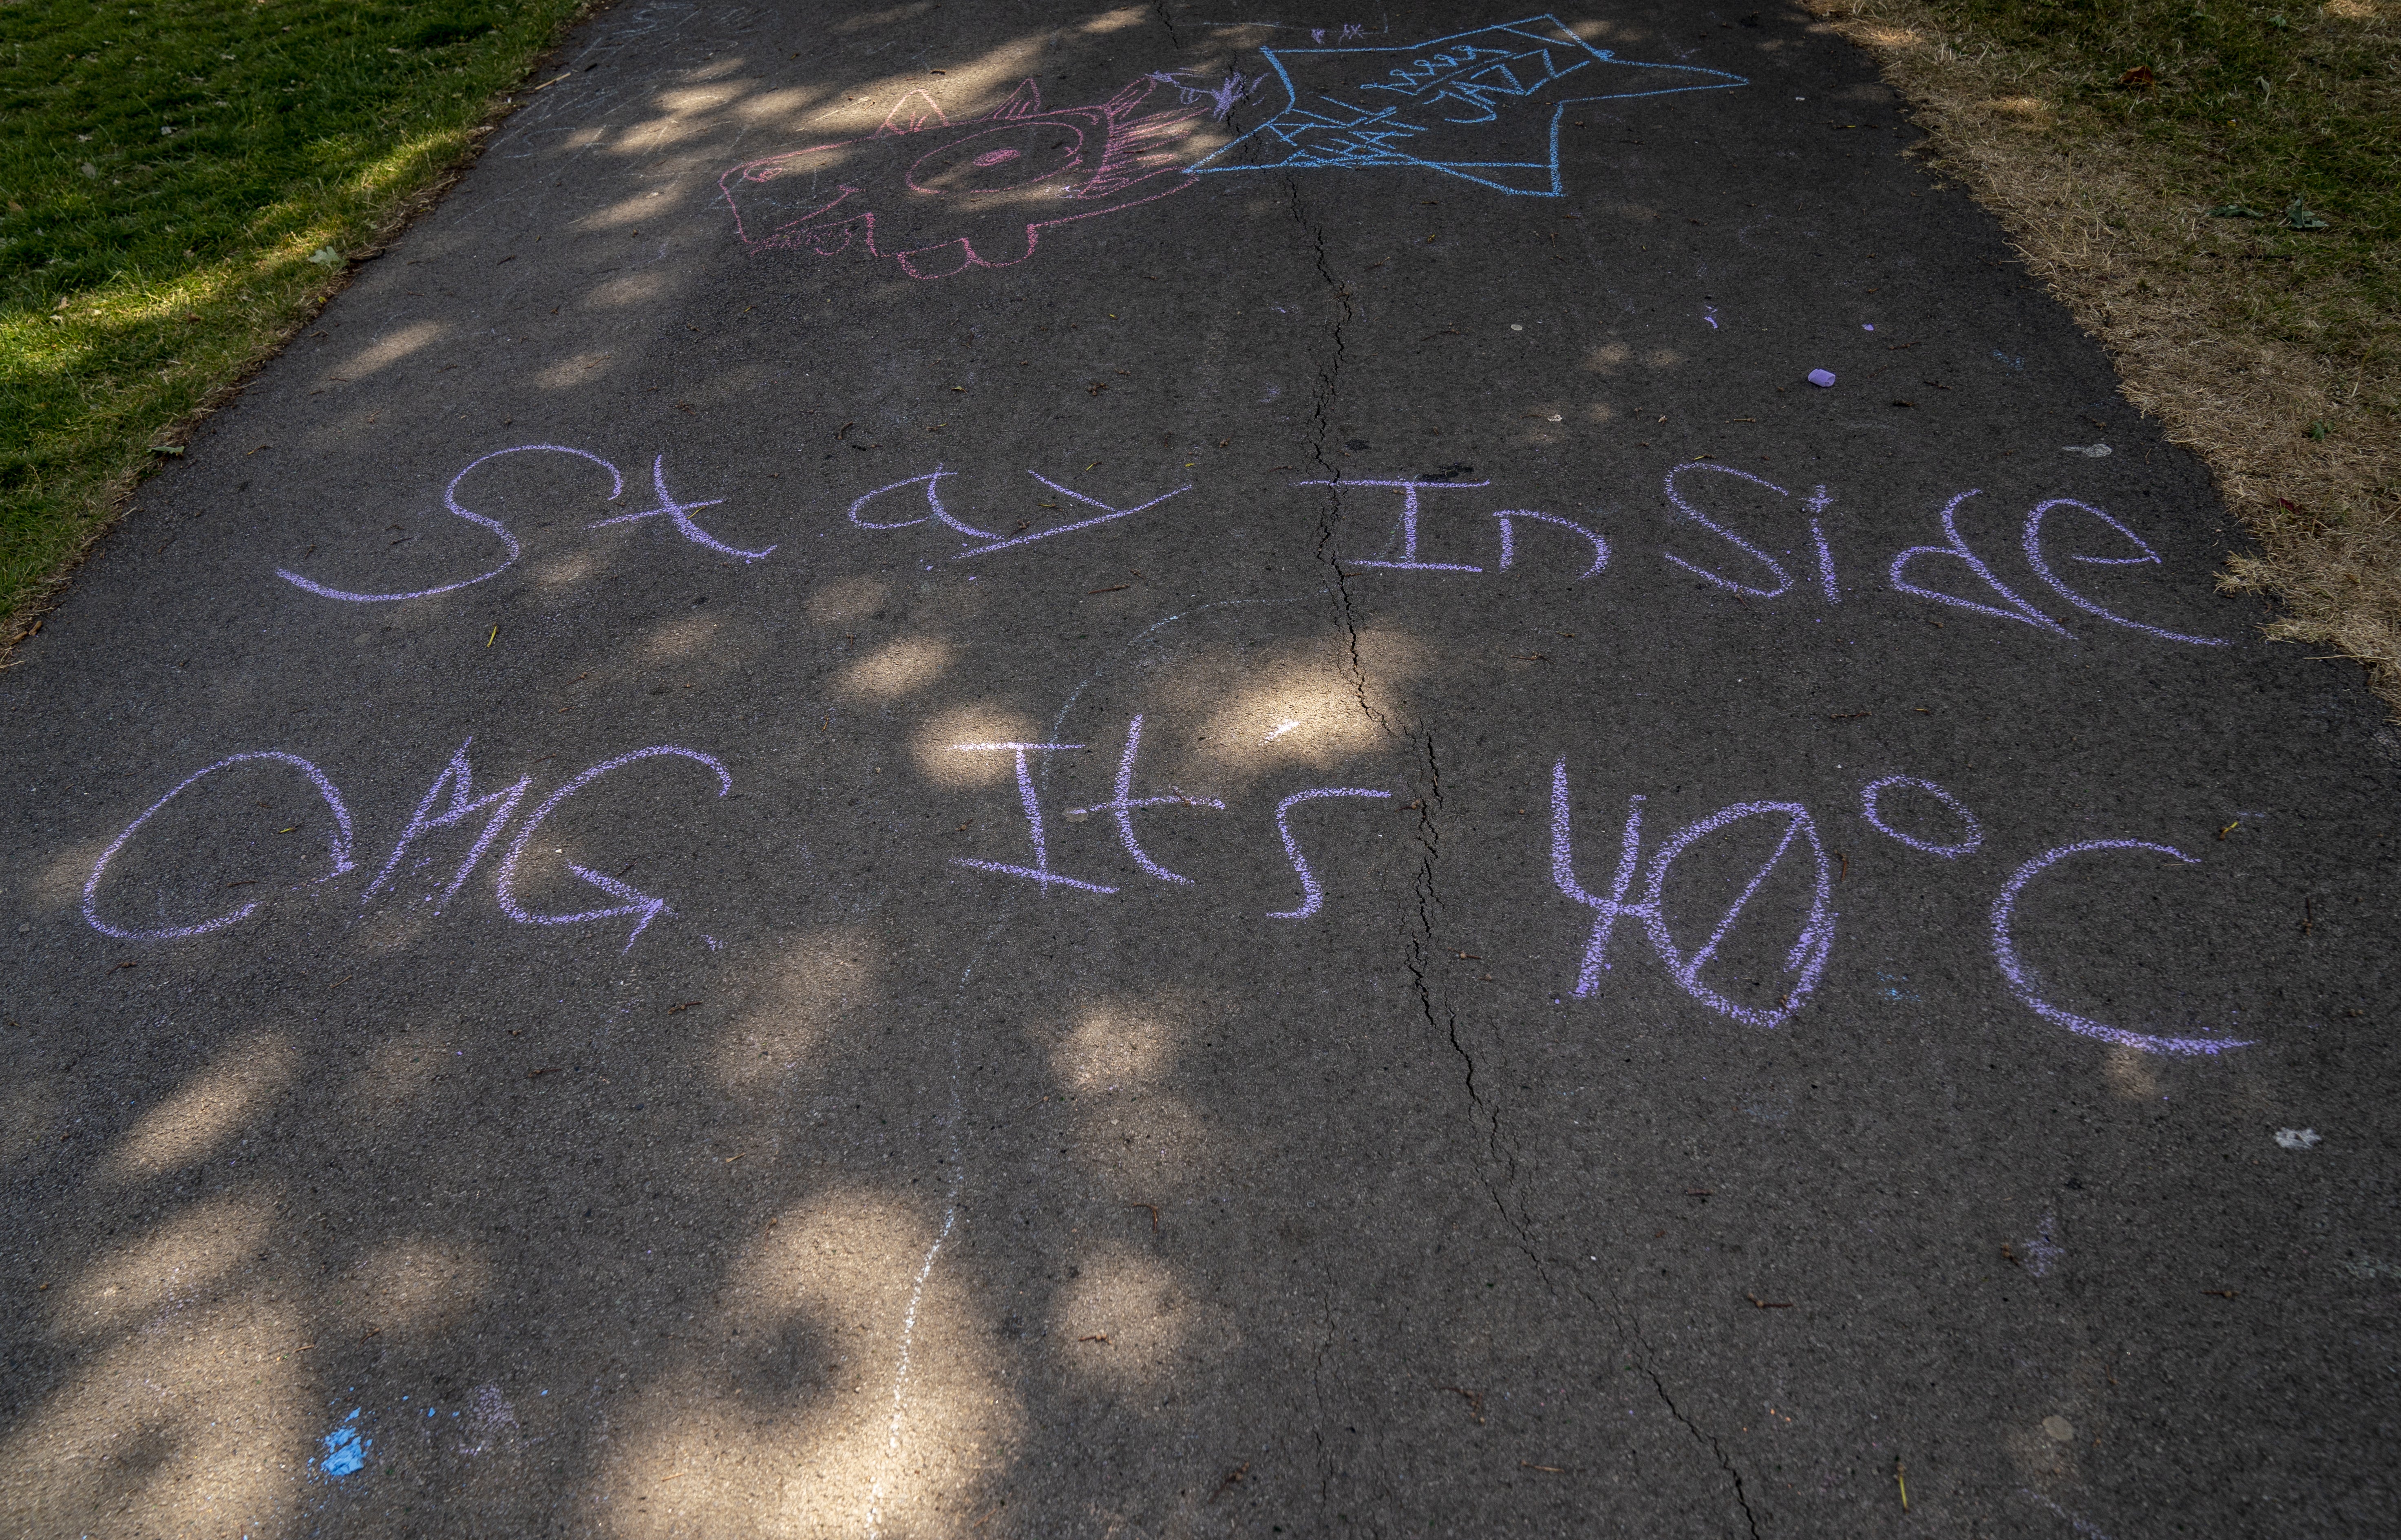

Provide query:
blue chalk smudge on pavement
left=319, top=1408, right=369, bottom=1478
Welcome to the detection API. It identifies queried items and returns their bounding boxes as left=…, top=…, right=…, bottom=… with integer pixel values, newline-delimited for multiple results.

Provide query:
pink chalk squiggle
left=720, top=77, right=1204, bottom=280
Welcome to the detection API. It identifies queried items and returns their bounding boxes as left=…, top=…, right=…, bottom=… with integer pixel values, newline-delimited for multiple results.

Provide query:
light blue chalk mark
left=1188, top=14, right=1747, bottom=196
left=318, top=1409, right=369, bottom=1478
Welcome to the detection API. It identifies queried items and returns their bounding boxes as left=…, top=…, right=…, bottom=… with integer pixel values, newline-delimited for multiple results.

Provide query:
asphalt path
left=4, top=3, right=2397, bottom=1536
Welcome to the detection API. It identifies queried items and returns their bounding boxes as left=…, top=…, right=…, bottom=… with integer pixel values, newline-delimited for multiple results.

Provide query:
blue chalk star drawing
left=1186, top=14, right=1747, bottom=195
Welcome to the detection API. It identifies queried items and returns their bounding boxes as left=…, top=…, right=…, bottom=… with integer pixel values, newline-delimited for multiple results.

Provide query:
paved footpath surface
left=5, top=4, right=2397, bottom=1536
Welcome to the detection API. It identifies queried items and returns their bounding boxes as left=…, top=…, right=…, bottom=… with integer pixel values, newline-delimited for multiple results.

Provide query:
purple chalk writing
left=1307, top=476, right=1491, bottom=572
left=1889, top=490, right=2072, bottom=635
left=1551, top=759, right=1835, bottom=1029
left=495, top=746, right=734, bottom=954
left=1064, top=715, right=1224, bottom=885
left=1990, top=840, right=2250, bottom=1056
left=2022, top=498, right=2227, bottom=647
left=278, top=444, right=622, bottom=603
left=84, top=751, right=356, bottom=940
left=950, top=743, right=1118, bottom=893
left=1860, top=775, right=1983, bottom=859
left=1491, top=508, right=1609, bottom=580
left=847, top=466, right=1190, bottom=557
left=1268, top=787, right=1393, bottom=918
left=1660, top=461, right=1793, bottom=599
left=363, top=737, right=530, bottom=909
left=588, top=454, right=776, bottom=563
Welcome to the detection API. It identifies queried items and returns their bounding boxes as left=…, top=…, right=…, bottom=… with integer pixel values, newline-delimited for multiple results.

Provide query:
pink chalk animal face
left=720, top=77, right=1202, bottom=279
left=906, top=123, right=1086, bottom=194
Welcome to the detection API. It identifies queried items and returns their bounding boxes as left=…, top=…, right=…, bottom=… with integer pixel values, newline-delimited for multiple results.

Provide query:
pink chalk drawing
left=719, top=76, right=1206, bottom=280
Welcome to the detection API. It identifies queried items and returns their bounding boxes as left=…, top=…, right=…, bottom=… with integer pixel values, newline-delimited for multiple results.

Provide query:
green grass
left=0, top=0, right=591, bottom=635
left=1943, top=0, right=2398, bottom=362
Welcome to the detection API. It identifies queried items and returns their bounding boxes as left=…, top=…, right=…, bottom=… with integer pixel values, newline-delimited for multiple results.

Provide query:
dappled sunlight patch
left=3, top=1302, right=309, bottom=1539
left=2101, top=1046, right=2161, bottom=1100
left=735, top=86, right=828, bottom=123
left=534, top=350, right=616, bottom=389
left=616, top=114, right=721, bottom=151
left=587, top=270, right=672, bottom=309
left=336, top=319, right=448, bottom=379
left=1093, top=624, right=1429, bottom=796
left=836, top=636, right=958, bottom=700
left=30, top=832, right=108, bottom=917
left=1044, top=992, right=1191, bottom=1090
left=1080, top=6, right=1152, bottom=32
left=835, top=4, right=938, bottom=35
left=339, top=1235, right=493, bottom=1339
left=1584, top=341, right=1632, bottom=373
left=58, top=1191, right=275, bottom=1337
left=1049, top=1242, right=1226, bottom=1394
left=911, top=703, right=1039, bottom=787
left=643, top=613, right=722, bottom=661
left=806, top=576, right=890, bottom=625
left=1859, top=23, right=1926, bottom=47
left=577, top=191, right=662, bottom=232
left=107, top=1029, right=296, bottom=1180
left=1986, top=95, right=2052, bottom=123
left=657, top=86, right=746, bottom=115
left=530, top=550, right=601, bottom=589
left=600, top=1188, right=1027, bottom=1535
left=712, top=927, right=885, bottom=1089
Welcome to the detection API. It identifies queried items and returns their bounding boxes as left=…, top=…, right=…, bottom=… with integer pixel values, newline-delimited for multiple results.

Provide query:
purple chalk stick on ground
left=1807, top=368, right=1837, bottom=387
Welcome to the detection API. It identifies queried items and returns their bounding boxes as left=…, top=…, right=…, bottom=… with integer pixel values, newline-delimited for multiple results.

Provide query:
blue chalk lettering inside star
left=1188, top=13, right=1747, bottom=195
left=320, top=1408, right=369, bottom=1478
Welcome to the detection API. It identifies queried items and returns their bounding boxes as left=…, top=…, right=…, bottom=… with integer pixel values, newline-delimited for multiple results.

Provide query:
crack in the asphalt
left=1309, top=1270, right=1339, bottom=1511
left=1151, top=0, right=1182, bottom=50
left=1281, top=174, right=1382, bottom=733
left=1565, top=1268, right=1764, bottom=1540
left=1398, top=742, right=1747, bottom=1533
left=1403, top=737, right=1545, bottom=1289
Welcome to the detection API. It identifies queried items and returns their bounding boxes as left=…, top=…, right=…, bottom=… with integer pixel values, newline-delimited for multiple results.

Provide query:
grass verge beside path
left=0, top=0, right=592, bottom=650
left=1804, top=0, right=2401, bottom=711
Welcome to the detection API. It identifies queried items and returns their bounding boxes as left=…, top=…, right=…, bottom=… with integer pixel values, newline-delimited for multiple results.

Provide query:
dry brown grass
left=1803, top=0, right=2401, bottom=712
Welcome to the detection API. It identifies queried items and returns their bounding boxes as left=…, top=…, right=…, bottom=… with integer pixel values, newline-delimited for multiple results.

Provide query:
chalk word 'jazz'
left=83, top=739, right=730, bottom=955
left=1188, top=14, right=1747, bottom=196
